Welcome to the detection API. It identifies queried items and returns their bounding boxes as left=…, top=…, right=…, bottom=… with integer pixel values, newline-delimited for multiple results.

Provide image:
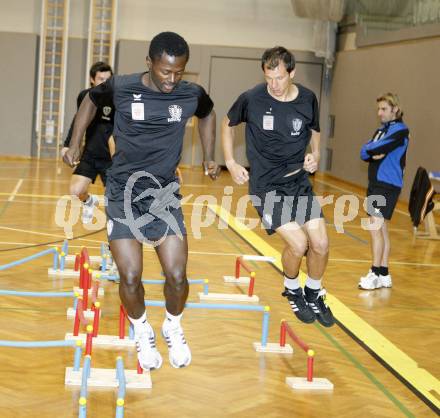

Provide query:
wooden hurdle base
left=48, top=268, right=106, bottom=278
left=65, top=332, right=135, bottom=348
left=286, top=377, right=333, bottom=390
left=66, top=307, right=101, bottom=319
left=48, top=268, right=80, bottom=277
left=198, top=292, right=259, bottom=302
left=73, top=286, right=105, bottom=296
left=223, top=275, right=250, bottom=284
left=65, top=255, right=110, bottom=265
left=65, top=367, right=151, bottom=389
left=253, top=342, right=293, bottom=353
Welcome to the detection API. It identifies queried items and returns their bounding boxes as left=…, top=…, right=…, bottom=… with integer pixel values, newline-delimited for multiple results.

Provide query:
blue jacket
left=360, top=119, right=409, bottom=189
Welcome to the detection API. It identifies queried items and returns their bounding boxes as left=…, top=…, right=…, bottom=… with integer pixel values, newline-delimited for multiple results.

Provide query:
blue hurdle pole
left=53, top=248, right=58, bottom=270
left=0, top=290, right=74, bottom=297
left=101, top=255, right=107, bottom=272
left=261, top=307, right=270, bottom=346
left=128, top=324, right=134, bottom=340
left=115, top=357, right=126, bottom=418
left=60, top=252, right=66, bottom=271
left=73, top=340, right=83, bottom=371
left=0, top=248, right=58, bottom=271
left=0, top=340, right=76, bottom=348
left=62, top=240, right=69, bottom=255
left=78, top=355, right=91, bottom=418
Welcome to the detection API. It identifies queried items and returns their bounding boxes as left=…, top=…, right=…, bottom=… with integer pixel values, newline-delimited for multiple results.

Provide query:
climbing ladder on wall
left=85, top=0, right=118, bottom=85
left=35, top=0, right=70, bottom=159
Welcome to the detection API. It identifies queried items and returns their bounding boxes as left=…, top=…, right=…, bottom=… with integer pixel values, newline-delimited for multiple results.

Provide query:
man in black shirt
left=222, top=46, right=334, bottom=327
left=64, top=32, right=219, bottom=370
left=62, top=62, right=114, bottom=224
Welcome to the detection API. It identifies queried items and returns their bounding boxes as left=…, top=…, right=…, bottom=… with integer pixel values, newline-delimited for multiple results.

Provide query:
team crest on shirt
left=291, top=118, right=303, bottom=136
left=167, top=105, right=182, bottom=122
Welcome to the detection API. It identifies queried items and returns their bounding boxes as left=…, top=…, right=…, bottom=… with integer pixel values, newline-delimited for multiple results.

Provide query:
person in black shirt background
left=64, top=32, right=219, bottom=371
left=222, top=46, right=334, bottom=327
left=62, top=61, right=115, bottom=224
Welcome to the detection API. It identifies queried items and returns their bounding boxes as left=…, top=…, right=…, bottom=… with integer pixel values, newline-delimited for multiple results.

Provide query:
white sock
left=284, top=275, right=300, bottom=291
left=164, top=310, right=182, bottom=328
left=305, top=276, right=322, bottom=290
left=128, top=311, right=148, bottom=335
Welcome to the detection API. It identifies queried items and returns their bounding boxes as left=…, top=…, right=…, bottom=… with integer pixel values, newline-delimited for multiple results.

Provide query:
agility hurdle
left=65, top=349, right=151, bottom=390
left=202, top=255, right=275, bottom=303
left=224, top=255, right=275, bottom=285
left=100, top=275, right=210, bottom=295
left=140, top=300, right=271, bottom=347
left=0, top=247, right=59, bottom=272
left=266, top=320, right=333, bottom=390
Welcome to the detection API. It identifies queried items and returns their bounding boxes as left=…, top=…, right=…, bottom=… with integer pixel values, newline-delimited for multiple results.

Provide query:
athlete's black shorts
left=105, top=179, right=186, bottom=244
left=366, top=183, right=401, bottom=220
left=252, top=171, right=323, bottom=235
left=73, top=157, right=112, bottom=185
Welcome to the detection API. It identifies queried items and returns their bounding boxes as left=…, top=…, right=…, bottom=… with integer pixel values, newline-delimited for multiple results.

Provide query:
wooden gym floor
left=0, top=158, right=438, bottom=417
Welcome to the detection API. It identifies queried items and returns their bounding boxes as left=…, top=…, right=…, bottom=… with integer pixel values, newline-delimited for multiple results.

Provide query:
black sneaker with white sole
left=281, top=287, right=316, bottom=324
left=304, top=287, right=335, bottom=327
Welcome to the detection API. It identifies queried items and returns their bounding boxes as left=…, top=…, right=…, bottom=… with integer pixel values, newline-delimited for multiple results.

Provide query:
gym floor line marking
left=315, top=324, right=415, bottom=418
left=0, top=238, right=245, bottom=259
left=314, top=177, right=408, bottom=217
left=208, top=203, right=440, bottom=412
left=7, top=179, right=23, bottom=202
left=328, top=257, right=440, bottom=268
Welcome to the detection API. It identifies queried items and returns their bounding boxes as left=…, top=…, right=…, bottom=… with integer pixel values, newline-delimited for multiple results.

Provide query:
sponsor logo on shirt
left=168, top=105, right=182, bottom=122
left=102, top=106, right=112, bottom=120
left=291, top=118, right=303, bottom=136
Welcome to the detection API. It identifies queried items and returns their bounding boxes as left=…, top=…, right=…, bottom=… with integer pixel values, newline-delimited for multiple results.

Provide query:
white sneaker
left=358, top=270, right=382, bottom=290
left=380, top=274, right=392, bottom=288
left=81, top=195, right=99, bottom=224
left=135, top=322, right=163, bottom=371
left=162, top=322, right=191, bottom=368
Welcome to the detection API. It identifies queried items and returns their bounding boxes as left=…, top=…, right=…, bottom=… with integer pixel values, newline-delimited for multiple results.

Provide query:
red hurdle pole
left=74, top=254, right=80, bottom=271
left=307, top=350, right=315, bottom=382
left=73, top=298, right=83, bottom=336
left=82, top=278, right=89, bottom=311
left=87, top=268, right=93, bottom=289
left=119, top=305, right=126, bottom=339
left=79, top=262, right=84, bottom=289
left=92, top=302, right=101, bottom=337
left=247, top=271, right=256, bottom=297
left=137, top=361, right=143, bottom=374
left=279, top=320, right=286, bottom=347
left=85, top=325, right=94, bottom=356
left=235, top=257, right=241, bottom=279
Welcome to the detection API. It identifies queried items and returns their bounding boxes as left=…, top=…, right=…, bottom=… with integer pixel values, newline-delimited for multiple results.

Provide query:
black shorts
left=105, top=183, right=186, bottom=244
left=73, top=157, right=112, bottom=185
left=253, top=171, right=323, bottom=235
left=366, top=184, right=401, bottom=220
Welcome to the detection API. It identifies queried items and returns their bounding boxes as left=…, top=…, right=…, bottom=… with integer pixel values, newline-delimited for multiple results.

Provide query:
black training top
left=89, top=72, right=214, bottom=197
left=64, top=88, right=114, bottom=160
left=227, top=83, right=320, bottom=193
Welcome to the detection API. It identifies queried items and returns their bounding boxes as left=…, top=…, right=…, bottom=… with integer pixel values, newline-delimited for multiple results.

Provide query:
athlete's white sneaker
left=135, top=322, right=163, bottom=371
left=81, top=194, right=99, bottom=224
left=162, top=322, right=191, bottom=368
left=379, top=274, right=392, bottom=288
left=358, top=270, right=382, bottom=290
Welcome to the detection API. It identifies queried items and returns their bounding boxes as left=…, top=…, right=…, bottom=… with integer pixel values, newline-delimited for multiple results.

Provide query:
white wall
left=0, top=0, right=315, bottom=50
left=118, top=0, right=315, bottom=50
